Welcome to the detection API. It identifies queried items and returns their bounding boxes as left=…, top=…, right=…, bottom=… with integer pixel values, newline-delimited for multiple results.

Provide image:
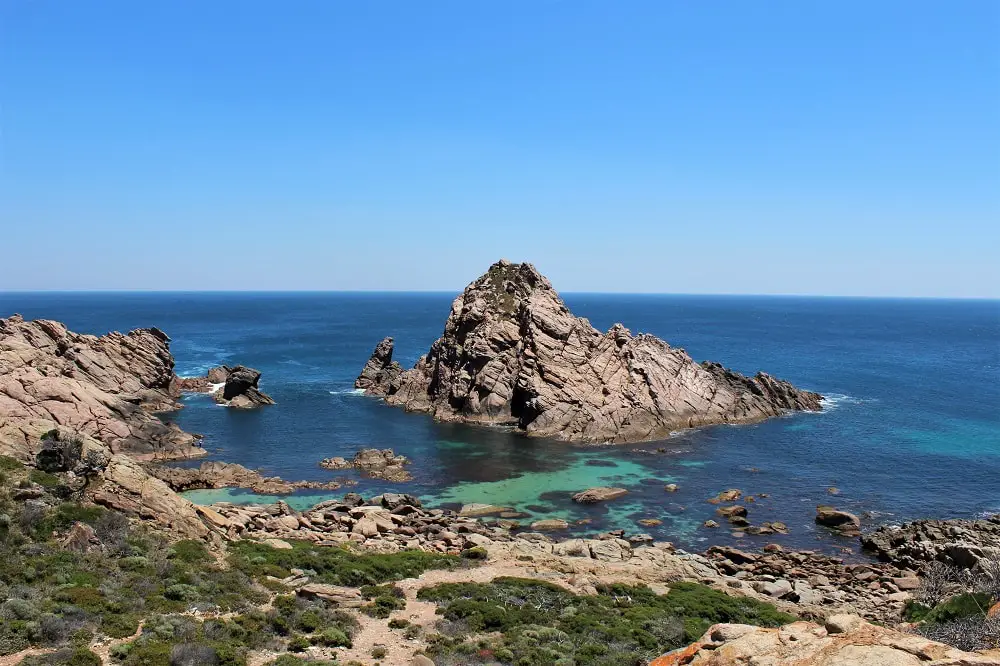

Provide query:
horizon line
left=2, top=289, right=998, bottom=302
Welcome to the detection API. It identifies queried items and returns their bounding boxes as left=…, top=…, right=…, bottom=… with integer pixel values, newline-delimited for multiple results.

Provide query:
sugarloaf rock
left=356, top=261, right=822, bottom=443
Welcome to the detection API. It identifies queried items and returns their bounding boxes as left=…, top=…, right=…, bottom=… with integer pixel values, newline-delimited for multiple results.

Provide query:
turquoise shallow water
left=3, top=292, right=998, bottom=552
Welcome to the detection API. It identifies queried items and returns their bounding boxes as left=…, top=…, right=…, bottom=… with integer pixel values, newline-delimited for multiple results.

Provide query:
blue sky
left=1, top=1, right=997, bottom=296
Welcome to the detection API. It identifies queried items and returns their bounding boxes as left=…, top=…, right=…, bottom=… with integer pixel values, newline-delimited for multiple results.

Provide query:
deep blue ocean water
left=2, top=292, right=998, bottom=553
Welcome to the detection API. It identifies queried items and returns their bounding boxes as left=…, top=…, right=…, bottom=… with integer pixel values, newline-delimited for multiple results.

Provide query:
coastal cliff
left=356, top=260, right=823, bottom=443
left=0, top=314, right=200, bottom=459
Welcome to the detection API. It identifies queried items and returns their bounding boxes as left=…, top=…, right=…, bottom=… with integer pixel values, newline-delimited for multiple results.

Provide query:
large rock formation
left=648, top=617, right=999, bottom=665
left=0, top=314, right=201, bottom=459
left=357, top=261, right=822, bottom=443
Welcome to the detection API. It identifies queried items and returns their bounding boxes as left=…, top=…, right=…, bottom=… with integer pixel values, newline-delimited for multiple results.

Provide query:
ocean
left=3, top=291, right=998, bottom=553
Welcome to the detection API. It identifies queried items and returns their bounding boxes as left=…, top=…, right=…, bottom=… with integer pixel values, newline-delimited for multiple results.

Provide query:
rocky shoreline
left=147, top=460, right=343, bottom=495
left=200, top=486, right=1000, bottom=628
left=3, top=311, right=999, bottom=663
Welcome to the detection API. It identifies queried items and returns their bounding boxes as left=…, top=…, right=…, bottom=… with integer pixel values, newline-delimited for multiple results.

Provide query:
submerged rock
left=356, top=261, right=821, bottom=444
left=572, top=487, right=628, bottom=503
left=459, top=503, right=513, bottom=517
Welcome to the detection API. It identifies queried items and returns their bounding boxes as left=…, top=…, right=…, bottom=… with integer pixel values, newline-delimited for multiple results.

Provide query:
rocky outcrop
left=319, top=448, right=412, bottom=482
left=354, top=337, right=402, bottom=395
left=0, top=315, right=201, bottom=459
left=0, top=417, right=227, bottom=541
left=648, top=617, right=999, bottom=665
left=147, top=460, right=341, bottom=495
left=217, top=366, right=275, bottom=408
left=356, top=261, right=822, bottom=444
left=91, top=454, right=227, bottom=540
left=177, top=365, right=275, bottom=408
left=861, top=516, right=1000, bottom=570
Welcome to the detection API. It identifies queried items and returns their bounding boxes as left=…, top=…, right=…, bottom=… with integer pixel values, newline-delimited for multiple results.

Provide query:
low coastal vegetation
left=0, top=455, right=457, bottom=664
left=3, top=451, right=996, bottom=663
left=416, top=577, right=795, bottom=665
left=903, top=560, right=1000, bottom=651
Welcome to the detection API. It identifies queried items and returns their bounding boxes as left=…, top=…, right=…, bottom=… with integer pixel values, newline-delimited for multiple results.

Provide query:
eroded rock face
left=648, top=617, right=999, bottom=665
left=91, top=454, right=226, bottom=539
left=357, top=261, right=822, bottom=444
left=0, top=315, right=200, bottom=459
left=176, top=365, right=275, bottom=408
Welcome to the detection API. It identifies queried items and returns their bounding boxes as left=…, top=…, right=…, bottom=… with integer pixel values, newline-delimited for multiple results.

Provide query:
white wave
left=209, top=382, right=226, bottom=393
left=818, top=393, right=864, bottom=411
left=329, top=388, right=367, bottom=396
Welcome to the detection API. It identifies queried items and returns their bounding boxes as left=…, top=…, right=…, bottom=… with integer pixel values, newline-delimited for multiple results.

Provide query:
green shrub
left=229, top=540, right=462, bottom=587
left=287, top=635, right=310, bottom=652
left=360, top=583, right=406, bottom=618
left=312, top=627, right=351, bottom=648
left=461, top=546, right=488, bottom=560
left=0, top=455, right=24, bottom=471
left=169, top=540, right=212, bottom=564
left=371, top=646, right=387, bottom=659
left=21, top=647, right=102, bottom=665
left=101, top=613, right=141, bottom=639
left=417, top=578, right=795, bottom=665
left=907, top=592, right=992, bottom=625
left=266, top=656, right=337, bottom=666
left=388, top=618, right=410, bottom=629
left=29, top=470, right=63, bottom=489
left=164, top=584, right=201, bottom=602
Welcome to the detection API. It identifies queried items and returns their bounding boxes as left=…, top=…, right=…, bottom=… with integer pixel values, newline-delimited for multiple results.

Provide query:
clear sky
left=1, top=1, right=998, bottom=297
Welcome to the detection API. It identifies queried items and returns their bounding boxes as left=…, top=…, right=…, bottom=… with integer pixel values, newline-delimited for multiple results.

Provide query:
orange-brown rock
left=648, top=617, right=1000, bottom=665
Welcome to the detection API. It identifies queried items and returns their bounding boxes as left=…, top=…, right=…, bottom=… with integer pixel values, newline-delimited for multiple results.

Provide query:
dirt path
left=332, top=562, right=561, bottom=665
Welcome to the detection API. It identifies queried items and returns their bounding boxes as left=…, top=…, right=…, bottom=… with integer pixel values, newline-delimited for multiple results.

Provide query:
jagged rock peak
left=356, top=261, right=823, bottom=444
left=354, top=337, right=402, bottom=395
